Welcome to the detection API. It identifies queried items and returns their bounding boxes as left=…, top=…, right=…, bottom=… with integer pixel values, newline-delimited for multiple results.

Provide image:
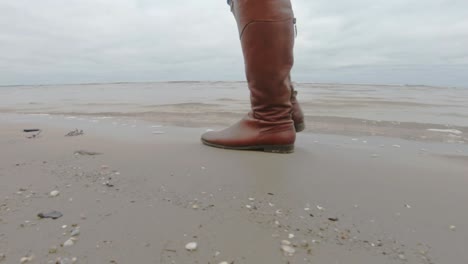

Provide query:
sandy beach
left=1, top=82, right=467, bottom=263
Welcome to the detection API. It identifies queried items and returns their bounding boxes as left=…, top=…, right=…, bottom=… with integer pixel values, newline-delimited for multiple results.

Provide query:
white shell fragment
left=281, top=245, right=296, bottom=256
left=450, top=225, right=456, bottom=231
left=316, top=205, right=325, bottom=211
left=20, top=255, right=34, bottom=263
left=50, top=190, right=60, bottom=197
left=185, top=242, right=198, bottom=251
left=219, top=262, right=229, bottom=264
left=63, top=239, right=75, bottom=247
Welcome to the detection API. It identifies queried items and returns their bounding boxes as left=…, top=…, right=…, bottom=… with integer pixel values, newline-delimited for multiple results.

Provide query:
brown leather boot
left=201, top=0, right=297, bottom=153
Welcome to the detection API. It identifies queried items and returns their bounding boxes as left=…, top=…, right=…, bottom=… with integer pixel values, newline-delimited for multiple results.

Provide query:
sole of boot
left=201, top=139, right=294, bottom=154
left=295, top=122, right=305, bottom=133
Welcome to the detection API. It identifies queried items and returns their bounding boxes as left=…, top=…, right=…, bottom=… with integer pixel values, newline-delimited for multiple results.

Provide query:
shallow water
left=1, top=81, right=468, bottom=126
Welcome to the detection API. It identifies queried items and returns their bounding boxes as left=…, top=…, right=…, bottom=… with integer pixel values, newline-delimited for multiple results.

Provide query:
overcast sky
left=1, top=0, right=467, bottom=87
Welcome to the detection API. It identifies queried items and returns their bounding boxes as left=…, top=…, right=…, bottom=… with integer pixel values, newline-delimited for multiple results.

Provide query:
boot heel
left=294, top=122, right=305, bottom=132
left=263, top=145, right=294, bottom=154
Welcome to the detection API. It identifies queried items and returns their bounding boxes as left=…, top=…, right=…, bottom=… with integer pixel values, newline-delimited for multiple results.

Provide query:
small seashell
left=281, top=240, right=291, bottom=246
left=316, top=205, right=324, bottom=211
left=71, top=228, right=80, bottom=237
left=219, top=262, right=229, bottom=264
left=248, top=198, right=255, bottom=201
left=450, top=225, right=456, bottom=231
left=185, top=242, right=198, bottom=251
left=281, top=245, right=295, bottom=256
left=288, top=233, right=295, bottom=239
left=63, top=239, right=74, bottom=247
left=49, top=246, right=58, bottom=254
left=405, top=204, right=412, bottom=209
left=50, top=190, right=60, bottom=197
left=245, top=205, right=252, bottom=209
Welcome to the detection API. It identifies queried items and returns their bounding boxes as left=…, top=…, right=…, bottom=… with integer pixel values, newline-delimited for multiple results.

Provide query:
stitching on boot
left=239, top=18, right=294, bottom=39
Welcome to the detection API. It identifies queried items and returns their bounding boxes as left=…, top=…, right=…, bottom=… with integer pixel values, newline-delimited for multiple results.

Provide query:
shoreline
left=1, top=112, right=467, bottom=144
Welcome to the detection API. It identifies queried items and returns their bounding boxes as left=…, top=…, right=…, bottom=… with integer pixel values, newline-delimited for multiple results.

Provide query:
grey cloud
left=0, top=0, right=467, bottom=87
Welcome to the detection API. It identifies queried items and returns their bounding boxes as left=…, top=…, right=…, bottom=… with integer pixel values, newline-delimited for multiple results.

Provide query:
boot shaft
left=231, top=0, right=296, bottom=122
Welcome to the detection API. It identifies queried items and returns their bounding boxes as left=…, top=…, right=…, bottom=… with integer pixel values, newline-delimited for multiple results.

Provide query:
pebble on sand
left=49, top=190, right=60, bottom=197
left=185, top=242, right=198, bottom=251
left=49, top=246, right=58, bottom=254
left=450, top=225, right=456, bottom=231
left=37, top=211, right=63, bottom=220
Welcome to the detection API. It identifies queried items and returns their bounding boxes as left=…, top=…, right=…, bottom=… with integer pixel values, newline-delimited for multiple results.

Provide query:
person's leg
left=201, top=0, right=298, bottom=153
left=229, top=0, right=305, bottom=133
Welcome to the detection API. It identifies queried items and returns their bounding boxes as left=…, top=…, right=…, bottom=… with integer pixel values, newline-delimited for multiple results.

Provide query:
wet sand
left=1, top=115, right=467, bottom=263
